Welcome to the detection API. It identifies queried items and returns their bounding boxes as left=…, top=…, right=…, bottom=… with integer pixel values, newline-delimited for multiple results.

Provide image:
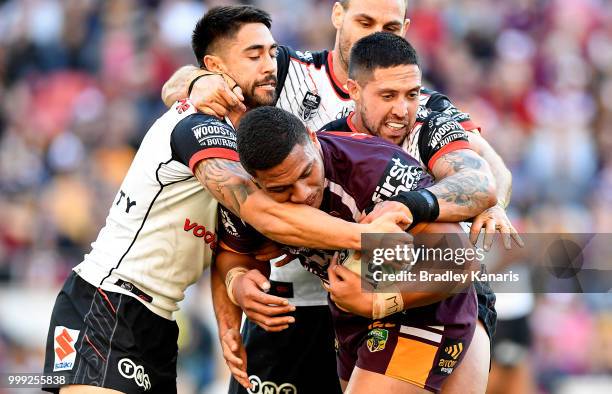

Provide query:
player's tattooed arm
left=194, top=158, right=258, bottom=217
left=193, top=158, right=409, bottom=250
left=428, top=149, right=497, bottom=222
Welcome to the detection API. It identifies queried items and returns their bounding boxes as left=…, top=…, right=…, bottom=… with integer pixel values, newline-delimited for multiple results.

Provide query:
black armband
left=188, top=72, right=219, bottom=96
left=388, top=189, right=440, bottom=227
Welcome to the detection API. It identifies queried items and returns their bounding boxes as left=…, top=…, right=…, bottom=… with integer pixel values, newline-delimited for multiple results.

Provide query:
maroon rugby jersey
left=218, top=132, right=476, bottom=331
left=219, top=132, right=433, bottom=279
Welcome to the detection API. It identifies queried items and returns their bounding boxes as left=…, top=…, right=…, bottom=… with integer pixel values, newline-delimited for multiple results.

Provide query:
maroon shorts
left=330, top=288, right=477, bottom=393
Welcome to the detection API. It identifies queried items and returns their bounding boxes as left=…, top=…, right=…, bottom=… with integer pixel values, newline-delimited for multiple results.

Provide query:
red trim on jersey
left=189, top=148, right=239, bottom=172
left=460, top=120, right=482, bottom=134
left=427, top=141, right=471, bottom=171
left=347, top=112, right=360, bottom=133
left=326, top=52, right=352, bottom=101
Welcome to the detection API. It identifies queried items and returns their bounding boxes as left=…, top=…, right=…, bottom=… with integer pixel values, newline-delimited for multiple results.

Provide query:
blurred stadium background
left=0, top=0, right=610, bottom=393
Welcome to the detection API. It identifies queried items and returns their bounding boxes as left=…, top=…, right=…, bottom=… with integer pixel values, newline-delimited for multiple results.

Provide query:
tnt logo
left=53, top=326, right=80, bottom=371
left=247, top=375, right=296, bottom=394
left=118, top=358, right=151, bottom=391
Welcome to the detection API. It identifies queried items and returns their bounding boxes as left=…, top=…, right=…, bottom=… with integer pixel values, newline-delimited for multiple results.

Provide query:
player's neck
left=331, top=50, right=349, bottom=87
left=227, top=110, right=244, bottom=129
left=348, top=111, right=368, bottom=135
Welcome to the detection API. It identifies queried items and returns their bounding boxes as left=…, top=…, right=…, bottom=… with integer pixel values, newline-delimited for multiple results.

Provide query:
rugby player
left=218, top=32, right=492, bottom=394
left=217, top=105, right=486, bottom=393
left=162, top=2, right=513, bottom=392
left=41, top=7, right=410, bottom=394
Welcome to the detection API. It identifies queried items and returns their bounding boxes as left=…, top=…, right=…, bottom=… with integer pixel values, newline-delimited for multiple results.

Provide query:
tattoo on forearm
left=430, top=151, right=491, bottom=214
left=195, top=158, right=257, bottom=216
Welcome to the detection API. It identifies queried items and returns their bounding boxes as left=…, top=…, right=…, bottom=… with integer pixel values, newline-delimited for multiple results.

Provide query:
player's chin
left=253, top=91, right=277, bottom=106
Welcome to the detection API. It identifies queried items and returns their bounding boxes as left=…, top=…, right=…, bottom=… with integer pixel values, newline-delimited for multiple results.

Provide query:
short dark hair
left=192, top=5, right=272, bottom=67
left=237, top=107, right=309, bottom=175
left=348, top=32, right=419, bottom=82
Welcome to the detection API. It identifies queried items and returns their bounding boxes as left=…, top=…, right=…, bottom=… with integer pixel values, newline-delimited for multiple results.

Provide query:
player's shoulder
left=172, top=110, right=234, bottom=137
left=279, top=45, right=328, bottom=68
left=319, top=117, right=351, bottom=133
left=423, top=111, right=464, bottom=132
left=419, top=87, right=453, bottom=112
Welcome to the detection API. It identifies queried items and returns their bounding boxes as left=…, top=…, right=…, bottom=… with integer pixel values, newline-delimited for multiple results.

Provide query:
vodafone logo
left=118, top=358, right=151, bottom=391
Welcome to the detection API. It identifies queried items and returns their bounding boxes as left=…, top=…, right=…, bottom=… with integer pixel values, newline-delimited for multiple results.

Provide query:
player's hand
left=364, top=210, right=412, bottom=233
left=220, top=327, right=250, bottom=390
left=360, top=201, right=413, bottom=230
left=254, top=241, right=294, bottom=267
left=233, top=269, right=296, bottom=332
left=189, top=72, right=246, bottom=118
left=469, top=205, right=524, bottom=251
left=327, top=253, right=373, bottom=318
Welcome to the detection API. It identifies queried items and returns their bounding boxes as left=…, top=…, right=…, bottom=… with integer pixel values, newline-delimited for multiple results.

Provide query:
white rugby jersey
left=270, top=46, right=479, bottom=306
left=75, top=99, right=239, bottom=320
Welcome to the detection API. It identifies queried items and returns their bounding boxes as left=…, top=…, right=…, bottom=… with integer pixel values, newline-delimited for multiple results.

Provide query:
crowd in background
left=0, top=0, right=610, bottom=393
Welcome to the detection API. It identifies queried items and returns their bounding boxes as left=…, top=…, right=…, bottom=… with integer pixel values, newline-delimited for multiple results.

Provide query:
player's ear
left=331, top=2, right=345, bottom=30
left=347, top=78, right=360, bottom=102
left=402, top=18, right=411, bottom=34
left=203, top=54, right=225, bottom=74
left=308, top=128, right=318, bottom=144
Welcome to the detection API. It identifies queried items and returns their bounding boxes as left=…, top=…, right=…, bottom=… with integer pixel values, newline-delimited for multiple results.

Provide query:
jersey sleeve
left=418, top=112, right=471, bottom=171
left=217, top=205, right=267, bottom=254
left=424, top=89, right=481, bottom=133
left=170, top=113, right=239, bottom=172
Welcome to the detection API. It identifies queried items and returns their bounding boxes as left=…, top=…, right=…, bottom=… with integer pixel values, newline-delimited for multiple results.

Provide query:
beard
left=359, top=102, right=411, bottom=146
left=243, top=74, right=278, bottom=108
left=338, top=27, right=352, bottom=72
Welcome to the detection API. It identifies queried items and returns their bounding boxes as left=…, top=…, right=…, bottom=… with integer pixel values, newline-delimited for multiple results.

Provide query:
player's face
left=216, top=23, right=278, bottom=108
left=254, top=139, right=325, bottom=208
left=332, top=0, right=409, bottom=71
left=351, top=64, right=421, bottom=145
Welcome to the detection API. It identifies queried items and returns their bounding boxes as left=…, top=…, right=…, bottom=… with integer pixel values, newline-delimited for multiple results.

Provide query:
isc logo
left=184, top=218, right=216, bottom=250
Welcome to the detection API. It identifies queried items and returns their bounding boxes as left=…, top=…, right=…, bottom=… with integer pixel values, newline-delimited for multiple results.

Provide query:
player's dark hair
left=192, top=5, right=272, bottom=67
left=237, top=106, right=310, bottom=176
left=348, top=32, right=418, bottom=82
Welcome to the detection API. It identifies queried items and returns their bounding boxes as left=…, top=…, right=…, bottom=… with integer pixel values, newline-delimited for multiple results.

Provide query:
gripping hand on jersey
left=232, top=269, right=297, bottom=332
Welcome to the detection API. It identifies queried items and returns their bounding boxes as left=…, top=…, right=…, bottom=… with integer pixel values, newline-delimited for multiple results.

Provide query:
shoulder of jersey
left=318, top=117, right=350, bottom=132
left=425, top=111, right=454, bottom=126
left=172, top=106, right=234, bottom=133
left=280, top=45, right=327, bottom=68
